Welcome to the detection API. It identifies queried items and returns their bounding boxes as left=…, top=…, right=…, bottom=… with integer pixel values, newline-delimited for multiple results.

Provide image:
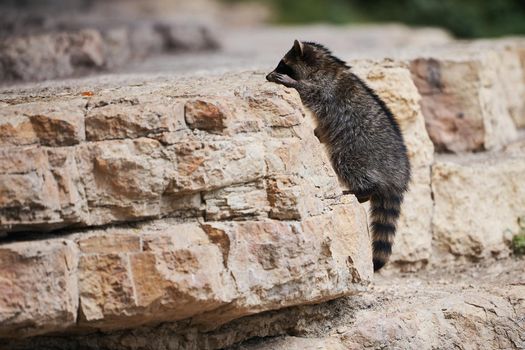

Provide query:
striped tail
left=370, top=192, right=403, bottom=271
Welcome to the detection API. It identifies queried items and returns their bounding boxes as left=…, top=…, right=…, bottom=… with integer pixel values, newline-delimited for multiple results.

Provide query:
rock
left=0, top=29, right=105, bottom=82
left=154, top=20, right=220, bottom=52
left=185, top=100, right=228, bottom=133
left=0, top=199, right=370, bottom=336
left=408, top=48, right=518, bottom=152
left=85, top=94, right=180, bottom=141
left=0, top=72, right=372, bottom=338
left=6, top=258, right=523, bottom=350
left=338, top=261, right=525, bottom=350
left=0, top=18, right=220, bottom=82
left=236, top=336, right=347, bottom=350
left=0, top=115, right=38, bottom=147
left=431, top=151, right=525, bottom=260
left=0, top=146, right=89, bottom=233
left=0, top=99, right=86, bottom=147
left=474, top=38, right=525, bottom=128
left=203, top=181, right=269, bottom=221
left=0, top=239, right=79, bottom=338
left=352, top=60, right=434, bottom=269
left=71, top=159, right=370, bottom=332
left=0, top=72, right=357, bottom=234
left=437, top=39, right=525, bottom=130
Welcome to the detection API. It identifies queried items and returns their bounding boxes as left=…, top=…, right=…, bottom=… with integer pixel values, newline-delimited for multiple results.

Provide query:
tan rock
left=167, top=133, right=266, bottom=194
left=0, top=71, right=372, bottom=338
left=204, top=180, right=269, bottom=220
left=185, top=99, right=228, bottom=133
left=339, top=262, right=525, bottom=350
left=0, top=29, right=105, bottom=82
left=129, top=223, right=237, bottom=322
left=0, top=114, right=38, bottom=147
left=75, top=138, right=173, bottom=225
left=408, top=49, right=518, bottom=152
left=0, top=239, right=79, bottom=338
left=470, top=38, right=525, bottom=128
left=0, top=146, right=88, bottom=233
left=78, top=253, right=136, bottom=326
left=77, top=233, right=141, bottom=254
left=432, top=151, right=525, bottom=260
left=85, top=95, right=180, bottom=141
left=352, top=60, right=434, bottom=268
left=0, top=99, right=86, bottom=147
left=193, top=203, right=371, bottom=327
left=75, top=198, right=370, bottom=331
left=238, top=336, right=347, bottom=350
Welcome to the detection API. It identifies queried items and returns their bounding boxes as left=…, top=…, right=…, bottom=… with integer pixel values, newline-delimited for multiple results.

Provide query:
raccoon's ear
left=293, top=40, right=304, bottom=56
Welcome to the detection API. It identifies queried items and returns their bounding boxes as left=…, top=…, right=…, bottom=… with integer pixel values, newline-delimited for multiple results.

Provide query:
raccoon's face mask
left=266, top=40, right=305, bottom=85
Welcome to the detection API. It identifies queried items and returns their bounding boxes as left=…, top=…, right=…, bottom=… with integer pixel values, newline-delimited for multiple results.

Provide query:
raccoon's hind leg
left=342, top=188, right=375, bottom=203
left=314, top=127, right=326, bottom=143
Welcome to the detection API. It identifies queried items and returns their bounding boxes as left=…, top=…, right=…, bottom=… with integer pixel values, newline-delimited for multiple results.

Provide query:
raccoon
left=266, top=40, right=411, bottom=271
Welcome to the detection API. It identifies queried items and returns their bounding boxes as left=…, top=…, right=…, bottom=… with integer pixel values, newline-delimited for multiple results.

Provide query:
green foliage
left=225, top=0, right=525, bottom=38
left=512, top=217, right=525, bottom=256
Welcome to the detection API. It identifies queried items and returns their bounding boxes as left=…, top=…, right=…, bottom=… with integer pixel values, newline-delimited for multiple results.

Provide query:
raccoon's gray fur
left=266, top=40, right=411, bottom=271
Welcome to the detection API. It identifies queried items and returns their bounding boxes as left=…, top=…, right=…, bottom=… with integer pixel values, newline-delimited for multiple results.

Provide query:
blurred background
left=1, top=0, right=525, bottom=83
left=231, top=0, right=525, bottom=38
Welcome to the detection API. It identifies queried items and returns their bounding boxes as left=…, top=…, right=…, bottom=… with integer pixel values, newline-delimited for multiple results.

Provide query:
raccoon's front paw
left=271, top=73, right=297, bottom=88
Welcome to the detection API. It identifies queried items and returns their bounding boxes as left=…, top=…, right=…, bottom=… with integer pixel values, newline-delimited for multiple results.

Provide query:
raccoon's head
left=266, top=40, right=349, bottom=84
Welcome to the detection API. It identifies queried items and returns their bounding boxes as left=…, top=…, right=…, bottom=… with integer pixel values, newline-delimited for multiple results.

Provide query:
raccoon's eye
left=276, top=60, right=297, bottom=79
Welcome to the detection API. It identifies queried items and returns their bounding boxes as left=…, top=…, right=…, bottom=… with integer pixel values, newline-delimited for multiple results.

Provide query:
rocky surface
left=432, top=150, right=525, bottom=261
left=0, top=21, right=219, bottom=83
left=0, top=72, right=372, bottom=338
left=1, top=26, right=525, bottom=349
left=4, top=258, right=523, bottom=349
left=238, top=259, right=525, bottom=350
left=408, top=47, right=520, bottom=153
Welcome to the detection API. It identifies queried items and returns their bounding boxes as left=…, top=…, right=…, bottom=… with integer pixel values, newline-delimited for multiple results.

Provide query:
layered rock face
left=0, top=22, right=219, bottom=82
left=0, top=72, right=372, bottom=340
left=408, top=48, right=520, bottom=152
left=1, top=36, right=525, bottom=349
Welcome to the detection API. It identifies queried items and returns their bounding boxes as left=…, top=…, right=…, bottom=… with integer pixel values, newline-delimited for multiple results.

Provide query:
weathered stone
left=78, top=253, right=136, bottom=326
left=338, top=262, right=525, bottom=350
left=77, top=233, right=141, bottom=254
left=0, top=146, right=88, bottom=233
left=0, top=115, right=38, bottom=147
left=432, top=151, right=525, bottom=260
left=238, top=336, right=348, bottom=350
left=86, top=95, right=180, bottom=141
left=408, top=49, right=518, bottom=152
left=128, top=223, right=237, bottom=324
left=7, top=257, right=522, bottom=350
left=185, top=99, right=229, bottom=133
left=75, top=138, right=173, bottom=225
left=0, top=71, right=374, bottom=339
left=0, top=29, right=105, bottom=82
left=154, top=21, right=220, bottom=52
left=266, top=176, right=302, bottom=220
left=352, top=60, right=434, bottom=269
left=0, top=99, right=86, bottom=147
left=469, top=39, right=525, bottom=128
left=73, top=196, right=370, bottom=331
left=204, top=180, right=269, bottom=221
left=167, top=134, right=266, bottom=194
left=0, top=239, right=79, bottom=338
left=0, top=73, right=319, bottom=233
left=193, top=202, right=371, bottom=328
